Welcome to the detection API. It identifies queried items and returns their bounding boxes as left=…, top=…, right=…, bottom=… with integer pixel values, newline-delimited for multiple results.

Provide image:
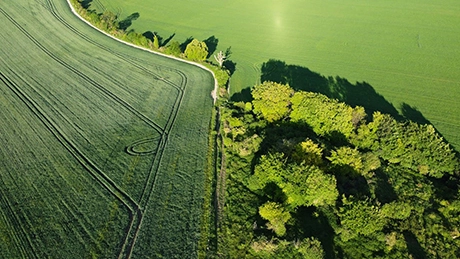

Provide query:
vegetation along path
left=0, top=0, right=214, bottom=258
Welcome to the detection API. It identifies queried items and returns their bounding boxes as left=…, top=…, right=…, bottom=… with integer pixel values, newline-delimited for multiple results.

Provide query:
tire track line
left=1, top=6, right=164, bottom=134
left=54, top=2, right=196, bottom=257
left=0, top=178, right=36, bottom=259
left=0, top=70, right=142, bottom=258
left=10, top=1, right=194, bottom=257
left=46, top=0, right=185, bottom=92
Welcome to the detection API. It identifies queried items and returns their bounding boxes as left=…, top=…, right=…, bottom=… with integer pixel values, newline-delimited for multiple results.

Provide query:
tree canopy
left=184, top=39, right=208, bottom=61
left=218, top=82, right=460, bottom=258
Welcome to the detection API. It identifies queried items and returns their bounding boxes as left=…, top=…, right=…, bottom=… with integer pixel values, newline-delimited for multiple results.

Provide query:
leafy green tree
left=249, top=153, right=338, bottom=208
left=290, top=91, right=365, bottom=138
left=338, top=196, right=386, bottom=241
left=251, top=238, right=325, bottom=259
left=354, top=112, right=459, bottom=177
left=297, top=238, right=325, bottom=259
left=153, top=33, right=160, bottom=49
left=328, top=147, right=380, bottom=178
left=291, top=139, right=323, bottom=166
left=216, top=81, right=460, bottom=258
left=184, top=39, right=208, bottom=61
left=259, top=202, right=291, bottom=236
left=164, top=41, right=182, bottom=56
left=381, top=201, right=413, bottom=220
left=252, top=81, right=294, bottom=122
left=300, top=166, right=338, bottom=207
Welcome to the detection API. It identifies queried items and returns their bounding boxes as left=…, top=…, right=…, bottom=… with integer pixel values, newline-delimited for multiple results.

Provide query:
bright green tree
left=338, top=196, right=386, bottom=241
left=164, top=41, right=182, bottom=56
left=184, top=39, right=208, bottom=61
left=252, top=81, right=294, bottom=122
left=153, top=34, right=160, bottom=49
left=259, top=202, right=291, bottom=236
left=249, top=153, right=338, bottom=208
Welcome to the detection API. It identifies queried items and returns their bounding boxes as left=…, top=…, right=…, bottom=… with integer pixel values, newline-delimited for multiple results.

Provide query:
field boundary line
left=65, top=0, right=219, bottom=104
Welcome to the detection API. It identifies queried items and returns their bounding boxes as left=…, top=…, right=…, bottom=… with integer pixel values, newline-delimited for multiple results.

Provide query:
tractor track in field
left=44, top=1, right=200, bottom=256
left=2, top=1, right=195, bottom=257
left=43, top=0, right=186, bottom=93
left=0, top=177, right=37, bottom=259
left=0, top=66, right=142, bottom=258
left=0, top=7, right=164, bottom=134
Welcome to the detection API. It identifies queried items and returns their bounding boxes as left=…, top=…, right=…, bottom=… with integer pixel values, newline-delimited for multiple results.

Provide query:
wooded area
left=217, top=81, right=460, bottom=258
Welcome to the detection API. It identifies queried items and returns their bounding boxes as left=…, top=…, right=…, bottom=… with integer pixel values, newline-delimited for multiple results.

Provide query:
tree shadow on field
left=118, top=12, right=140, bottom=31
left=203, top=35, right=219, bottom=58
left=161, top=33, right=176, bottom=47
left=230, top=87, right=252, bottom=102
left=223, top=47, right=237, bottom=76
left=180, top=37, right=194, bottom=52
left=142, top=31, right=156, bottom=41
left=143, top=31, right=176, bottom=47
left=260, top=59, right=403, bottom=120
left=80, top=0, right=93, bottom=9
left=400, top=103, right=430, bottom=125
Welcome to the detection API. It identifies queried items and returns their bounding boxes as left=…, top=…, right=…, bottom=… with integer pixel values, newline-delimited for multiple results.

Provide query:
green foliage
left=296, top=238, right=325, bottom=259
left=259, top=202, right=292, bottom=236
left=291, top=139, right=323, bottom=166
left=164, top=40, right=182, bottom=56
left=353, top=112, right=459, bottom=178
left=300, top=166, right=339, bottom=207
left=338, top=197, right=386, bottom=241
left=217, top=81, right=460, bottom=258
left=290, top=91, right=365, bottom=138
left=252, top=81, right=294, bottom=122
left=249, top=153, right=338, bottom=208
left=153, top=34, right=160, bottom=49
left=184, top=39, right=208, bottom=61
left=381, top=202, right=413, bottom=220
left=328, top=147, right=380, bottom=177
left=250, top=237, right=325, bottom=259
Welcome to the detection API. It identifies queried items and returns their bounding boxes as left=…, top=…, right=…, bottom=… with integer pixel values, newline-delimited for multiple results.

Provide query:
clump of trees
left=218, top=81, right=460, bottom=258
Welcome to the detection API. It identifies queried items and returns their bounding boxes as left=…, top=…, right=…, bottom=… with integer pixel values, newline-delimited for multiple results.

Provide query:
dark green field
left=0, top=0, right=214, bottom=257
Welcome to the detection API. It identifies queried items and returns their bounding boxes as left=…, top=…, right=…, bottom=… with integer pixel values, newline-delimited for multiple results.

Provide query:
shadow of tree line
left=232, top=59, right=430, bottom=125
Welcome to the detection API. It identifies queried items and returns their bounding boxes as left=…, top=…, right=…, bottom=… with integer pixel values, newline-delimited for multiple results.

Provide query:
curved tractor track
left=0, top=0, right=212, bottom=258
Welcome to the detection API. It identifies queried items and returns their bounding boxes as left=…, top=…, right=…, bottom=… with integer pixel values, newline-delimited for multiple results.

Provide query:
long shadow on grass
left=118, top=12, right=140, bottom=31
left=232, top=60, right=439, bottom=130
left=80, top=0, right=93, bottom=9
left=143, top=31, right=176, bottom=47
left=180, top=37, right=194, bottom=52
left=260, top=59, right=403, bottom=120
left=204, top=36, right=219, bottom=59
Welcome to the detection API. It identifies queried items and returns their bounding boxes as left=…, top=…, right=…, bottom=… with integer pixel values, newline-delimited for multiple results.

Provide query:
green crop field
left=0, top=0, right=214, bottom=258
left=93, top=0, right=460, bottom=149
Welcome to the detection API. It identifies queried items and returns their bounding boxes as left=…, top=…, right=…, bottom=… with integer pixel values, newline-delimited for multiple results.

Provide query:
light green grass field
left=94, top=0, right=460, bottom=149
left=0, top=0, right=214, bottom=257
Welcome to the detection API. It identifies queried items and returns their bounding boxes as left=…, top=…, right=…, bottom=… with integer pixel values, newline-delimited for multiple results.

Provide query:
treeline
left=216, top=81, right=460, bottom=258
left=70, top=0, right=231, bottom=91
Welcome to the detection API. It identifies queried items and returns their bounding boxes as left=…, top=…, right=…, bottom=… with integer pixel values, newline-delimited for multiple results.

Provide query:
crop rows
left=1, top=0, right=214, bottom=257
